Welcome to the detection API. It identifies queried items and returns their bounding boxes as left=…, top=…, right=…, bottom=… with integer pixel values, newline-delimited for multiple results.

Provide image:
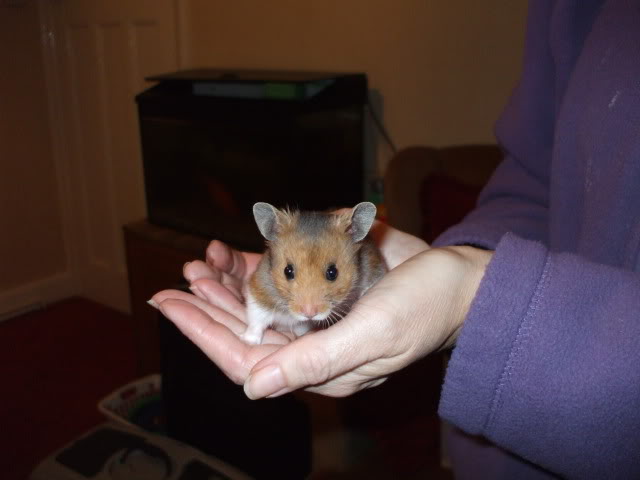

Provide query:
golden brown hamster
left=241, top=202, right=387, bottom=345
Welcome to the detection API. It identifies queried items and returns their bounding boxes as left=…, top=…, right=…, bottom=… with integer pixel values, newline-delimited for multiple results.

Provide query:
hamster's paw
left=292, top=322, right=313, bottom=337
left=240, top=328, right=264, bottom=345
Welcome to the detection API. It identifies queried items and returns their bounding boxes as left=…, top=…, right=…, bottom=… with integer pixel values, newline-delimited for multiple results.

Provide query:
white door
left=42, top=0, right=180, bottom=311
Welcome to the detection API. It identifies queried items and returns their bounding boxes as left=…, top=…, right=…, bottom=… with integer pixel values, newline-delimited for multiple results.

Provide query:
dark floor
left=0, top=297, right=137, bottom=480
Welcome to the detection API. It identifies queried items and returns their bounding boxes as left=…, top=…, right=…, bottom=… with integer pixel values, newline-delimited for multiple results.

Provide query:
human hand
left=152, top=235, right=491, bottom=399
left=151, top=221, right=429, bottom=383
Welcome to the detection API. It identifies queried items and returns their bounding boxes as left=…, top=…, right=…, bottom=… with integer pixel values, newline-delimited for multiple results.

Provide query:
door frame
left=35, top=0, right=189, bottom=312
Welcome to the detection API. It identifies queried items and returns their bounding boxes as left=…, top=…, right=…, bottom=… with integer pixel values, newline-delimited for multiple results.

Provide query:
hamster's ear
left=253, top=202, right=279, bottom=241
left=348, top=202, right=377, bottom=242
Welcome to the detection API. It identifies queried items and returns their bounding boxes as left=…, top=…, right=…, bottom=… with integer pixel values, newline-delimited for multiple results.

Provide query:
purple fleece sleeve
left=433, top=0, right=640, bottom=477
left=439, top=233, right=640, bottom=478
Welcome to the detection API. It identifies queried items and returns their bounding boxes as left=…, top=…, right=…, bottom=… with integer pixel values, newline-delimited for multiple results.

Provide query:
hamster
left=241, top=202, right=387, bottom=345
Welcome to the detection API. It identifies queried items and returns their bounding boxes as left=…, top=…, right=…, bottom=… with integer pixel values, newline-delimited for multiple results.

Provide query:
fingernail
left=244, top=365, right=287, bottom=400
left=147, top=299, right=159, bottom=309
left=183, top=261, right=191, bottom=269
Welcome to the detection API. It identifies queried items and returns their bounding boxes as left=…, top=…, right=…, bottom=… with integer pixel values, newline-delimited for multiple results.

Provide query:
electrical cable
left=366, top=95, right=398, bottom=154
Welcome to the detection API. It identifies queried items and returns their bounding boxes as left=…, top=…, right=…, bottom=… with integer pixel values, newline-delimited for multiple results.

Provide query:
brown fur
left=249, top=206, right=386, bottom=319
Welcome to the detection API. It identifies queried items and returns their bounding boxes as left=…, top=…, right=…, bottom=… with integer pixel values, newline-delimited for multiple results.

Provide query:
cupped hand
left=152, top=221, right=429, bottom=387
left=152, top=221, right=491, bottom=399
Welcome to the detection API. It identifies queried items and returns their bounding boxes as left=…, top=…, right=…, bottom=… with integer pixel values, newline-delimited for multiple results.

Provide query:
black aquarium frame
left=136, top=69, right=368, bottom=251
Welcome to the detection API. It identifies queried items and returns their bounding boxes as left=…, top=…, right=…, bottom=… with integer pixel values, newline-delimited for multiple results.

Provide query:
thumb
left=243, top=315, right=378, bottom=399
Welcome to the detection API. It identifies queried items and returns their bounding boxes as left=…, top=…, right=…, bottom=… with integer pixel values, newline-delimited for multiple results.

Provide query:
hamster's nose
left=301, top=304, right=320, bottom=319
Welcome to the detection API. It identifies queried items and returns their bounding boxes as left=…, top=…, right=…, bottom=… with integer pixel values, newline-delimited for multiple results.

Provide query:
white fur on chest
left=242, top=290, right=312, bottom=345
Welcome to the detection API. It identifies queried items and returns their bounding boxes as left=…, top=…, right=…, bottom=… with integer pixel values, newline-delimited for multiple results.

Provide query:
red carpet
left=0, top=297, right=137, bottom=480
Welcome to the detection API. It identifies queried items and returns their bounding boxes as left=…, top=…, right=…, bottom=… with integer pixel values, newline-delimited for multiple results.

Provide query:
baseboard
left=0, top=271, right=77, bottom=321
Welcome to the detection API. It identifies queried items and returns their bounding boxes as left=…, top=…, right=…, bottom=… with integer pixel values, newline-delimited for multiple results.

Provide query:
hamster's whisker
left=331, top=305, right=349, bottom=318
left=325, top=309, right=345, bottom=327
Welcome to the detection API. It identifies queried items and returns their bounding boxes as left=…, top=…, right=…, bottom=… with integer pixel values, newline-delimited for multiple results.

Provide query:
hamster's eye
left=284, top=264, right=295, bottom=280
left=326, top=264, right=338, bottom=282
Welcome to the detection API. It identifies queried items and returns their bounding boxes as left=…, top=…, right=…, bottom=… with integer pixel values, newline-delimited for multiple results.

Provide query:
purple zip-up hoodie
left=433, top=1, right=640, bottom=478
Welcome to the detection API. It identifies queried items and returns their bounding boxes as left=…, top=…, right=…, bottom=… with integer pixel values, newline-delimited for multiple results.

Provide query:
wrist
left=439, top=245, right=494, bottom=348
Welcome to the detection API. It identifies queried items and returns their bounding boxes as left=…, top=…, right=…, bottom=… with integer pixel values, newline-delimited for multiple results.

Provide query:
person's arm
left=440, top=233, right=640, bottom=478
left=434, top=2, right=640, bottom=476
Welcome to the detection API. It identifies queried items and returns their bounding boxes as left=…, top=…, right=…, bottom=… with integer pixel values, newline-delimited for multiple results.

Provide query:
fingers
left=186, top=267, right=244, bottom=303
left=371, top=222, right=429, bottom=269
left=305, top=374, right=388, bottom=397
left=152, top=289, right=289, bottom=345
left=183, top=260, right=221, bottom=283
left=205, top=240, right=261, bottom=281
left=152, top=289, right=247, bottom=335
left=205, top=239, right=235, bottom=271
left=187, top=240, right=262, bottom=297
left=156, top=298, right=281, bottom=384
left=188, top=278, right=246, bottom=320
left=183, top=260, right=244, bottom=300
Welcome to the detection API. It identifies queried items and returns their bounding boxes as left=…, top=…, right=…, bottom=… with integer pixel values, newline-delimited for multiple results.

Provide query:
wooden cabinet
left=123, top=220, right=209, bottom=375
